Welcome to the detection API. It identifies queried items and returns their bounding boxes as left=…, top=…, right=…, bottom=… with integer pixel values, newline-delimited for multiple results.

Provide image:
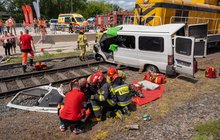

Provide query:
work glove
left=137, top=91, right=145, bottom=98
left=90, top=95, right=95, bottom=100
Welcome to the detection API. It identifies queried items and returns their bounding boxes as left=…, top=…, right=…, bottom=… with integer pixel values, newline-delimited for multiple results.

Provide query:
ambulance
left=57, top=13, right=85, bottom=30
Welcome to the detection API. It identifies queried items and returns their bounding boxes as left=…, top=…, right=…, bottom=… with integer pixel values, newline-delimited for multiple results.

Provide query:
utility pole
left=71, top=0, right=73, bottom=13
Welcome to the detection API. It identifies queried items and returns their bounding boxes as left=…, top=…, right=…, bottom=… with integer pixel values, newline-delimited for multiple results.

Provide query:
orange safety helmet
left=107, top=67, right=117, bottom=77
left=79, top=29, right=84, bottom=33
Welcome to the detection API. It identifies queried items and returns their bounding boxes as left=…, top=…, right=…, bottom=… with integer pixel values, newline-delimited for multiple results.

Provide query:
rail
left=0, top=61, right=126, bottom=97
left=170, top=16, right=220, bottom=34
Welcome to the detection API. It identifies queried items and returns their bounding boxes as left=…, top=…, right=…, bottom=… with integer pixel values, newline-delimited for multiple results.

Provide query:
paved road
left=0, top=27, right=97, bottom=56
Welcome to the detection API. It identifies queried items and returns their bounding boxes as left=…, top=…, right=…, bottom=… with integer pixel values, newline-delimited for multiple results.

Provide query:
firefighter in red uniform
left=58, top=78, right=91, bottom=134
left=19, top=29, right=35, bottom=72
left=87, top=72, right=116, bottom=121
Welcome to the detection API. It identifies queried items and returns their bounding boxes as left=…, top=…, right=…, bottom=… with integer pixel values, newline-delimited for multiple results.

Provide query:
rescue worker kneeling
left=87, top=72, right=116, bottom=121
left=58, top=78, right=91, bottom=134
left=110, top=74, right=144, bottom=120
left=107, top=67, right=126, bottom=85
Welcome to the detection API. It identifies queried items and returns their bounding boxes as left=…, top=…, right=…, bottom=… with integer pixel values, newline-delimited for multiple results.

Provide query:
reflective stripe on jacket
left=77, top=34, right=87, bottom=46
left=111, top=84, right=132, bottom=107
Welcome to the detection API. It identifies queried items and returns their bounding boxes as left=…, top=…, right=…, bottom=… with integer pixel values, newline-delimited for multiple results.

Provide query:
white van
left=93, top=23, right=205, bottom=77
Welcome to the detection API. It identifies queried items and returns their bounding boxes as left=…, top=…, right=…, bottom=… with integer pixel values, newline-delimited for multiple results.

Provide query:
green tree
left=5, top=0, right=124, bottom=22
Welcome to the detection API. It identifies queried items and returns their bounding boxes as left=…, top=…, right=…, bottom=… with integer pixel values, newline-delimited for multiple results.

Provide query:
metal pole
left=71, top=0, right=73, bottom=13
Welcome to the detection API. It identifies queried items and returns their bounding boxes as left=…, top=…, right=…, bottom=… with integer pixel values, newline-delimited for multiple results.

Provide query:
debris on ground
left=125, top=124, right=139, bottom=130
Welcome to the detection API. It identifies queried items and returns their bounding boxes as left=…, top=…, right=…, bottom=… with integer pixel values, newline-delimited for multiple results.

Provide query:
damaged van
left=93, top=23, right=207, bottom=77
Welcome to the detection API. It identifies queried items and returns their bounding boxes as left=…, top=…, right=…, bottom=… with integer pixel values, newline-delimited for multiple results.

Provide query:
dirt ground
left=0, top=51, right=220, bottom=140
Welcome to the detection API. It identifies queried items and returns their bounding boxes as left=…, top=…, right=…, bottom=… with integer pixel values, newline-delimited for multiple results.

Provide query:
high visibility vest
left=96, top=32, right=103, bottom=42
left=111, top=84, right=132, bottom=107
left=77, top=34, right=87, bottom=46
left=8, top=18, right=15, bottom=27
left=38, top=19, right=43, bottom=25
left=83, top=21, right=88, bottom=26
left=5, top=20, right=9, bottom=27
left=43, top=20, right=47, bottom=28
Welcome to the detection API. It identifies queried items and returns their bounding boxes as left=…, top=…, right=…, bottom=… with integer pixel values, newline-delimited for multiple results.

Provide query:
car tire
left=95, top=54, right=104, bottom=61
left=145, top=65, right=159, bottom=73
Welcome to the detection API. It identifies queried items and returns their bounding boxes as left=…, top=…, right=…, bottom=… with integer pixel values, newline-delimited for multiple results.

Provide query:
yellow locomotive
left=134, top=0, right=220, bottom=34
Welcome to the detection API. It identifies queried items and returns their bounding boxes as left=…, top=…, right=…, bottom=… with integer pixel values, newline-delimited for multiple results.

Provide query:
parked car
left=49, top=19, right=58, bottom=31
left=87, top=17, right=95, bottom=29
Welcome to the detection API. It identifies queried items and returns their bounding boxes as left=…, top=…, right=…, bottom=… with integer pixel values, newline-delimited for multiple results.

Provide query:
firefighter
left=87, top=72, right=116, bottom=121
left=69, top=22, right=73, bottom=33
left=95, top=28, right=104, bottom=43
left=107, top=67, right=126, bottom=85
left=77, top=30, right=88, bottom=61
left=110, top=74, right=144, bottom=120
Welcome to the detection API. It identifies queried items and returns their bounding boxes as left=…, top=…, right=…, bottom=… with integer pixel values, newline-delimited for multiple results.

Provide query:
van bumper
left=166, top=65, right=176, bottom=76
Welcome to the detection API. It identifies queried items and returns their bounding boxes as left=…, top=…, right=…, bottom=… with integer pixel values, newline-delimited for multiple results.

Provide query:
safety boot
left=122, top=106, right=131, bottom=116
left=29, top=58, right=33, bottom=66
left=91, top=116, right=101, bottom=122
left=115, top=110, right=124, bottom=121
left=22, top=65, right=27, bottom=73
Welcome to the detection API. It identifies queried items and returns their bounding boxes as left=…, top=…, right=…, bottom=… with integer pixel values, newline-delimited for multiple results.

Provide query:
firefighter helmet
left=90, top=73, right=104, bottom=86
left=79, top=29, right=84, bottom=33
left=107, top=67, right=117, bottom=77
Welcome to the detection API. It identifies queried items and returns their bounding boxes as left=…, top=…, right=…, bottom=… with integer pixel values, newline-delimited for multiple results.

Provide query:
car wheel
left=145, top=65, right=159, bottom=73
left=95, top=54, right=104, bottom=61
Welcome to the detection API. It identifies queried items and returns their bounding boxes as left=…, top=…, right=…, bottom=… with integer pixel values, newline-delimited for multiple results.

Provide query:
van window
left=72, top=17, right=76, bottom=22
left=139, top=37, right=164, bottom=52
left=65, top=17, right=70, bottom=23
left=99, top=34, right=135, bottom=53
left=175, top=38, right=192, bottom=56
left=117, top=35, right=135, bottom=49
left=75, top=17, right=84, bottom=22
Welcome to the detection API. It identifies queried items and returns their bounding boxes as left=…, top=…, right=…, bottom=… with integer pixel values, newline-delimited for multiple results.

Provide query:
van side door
left=113, top=35, right=138, bottom=67
left=174, top=36, right=195, bottom=77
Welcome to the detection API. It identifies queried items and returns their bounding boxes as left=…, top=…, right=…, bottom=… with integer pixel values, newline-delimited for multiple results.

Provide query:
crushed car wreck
left=7, top=85, right=64, bottom=113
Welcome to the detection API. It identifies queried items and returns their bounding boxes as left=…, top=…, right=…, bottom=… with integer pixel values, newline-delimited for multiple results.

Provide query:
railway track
left=0, top=61, right=124, bottom=98
left=0, top=53, right=94, bottom=71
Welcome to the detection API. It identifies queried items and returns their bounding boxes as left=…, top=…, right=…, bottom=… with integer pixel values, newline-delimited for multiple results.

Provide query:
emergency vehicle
left=94, top=23, right=207, bottom=78
left=57, top=13, right=85, bottom=31
left=96, top=11, right=133, bottom=28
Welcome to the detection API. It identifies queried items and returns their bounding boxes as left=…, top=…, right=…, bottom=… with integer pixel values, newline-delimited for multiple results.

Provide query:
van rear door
left=174, top=36, right=195, bottom=77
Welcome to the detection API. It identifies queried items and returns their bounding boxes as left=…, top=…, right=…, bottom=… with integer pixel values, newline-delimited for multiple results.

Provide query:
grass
left=192, top=120, right=220, bottom=140
left=6, top=51, right=82, bottom=64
